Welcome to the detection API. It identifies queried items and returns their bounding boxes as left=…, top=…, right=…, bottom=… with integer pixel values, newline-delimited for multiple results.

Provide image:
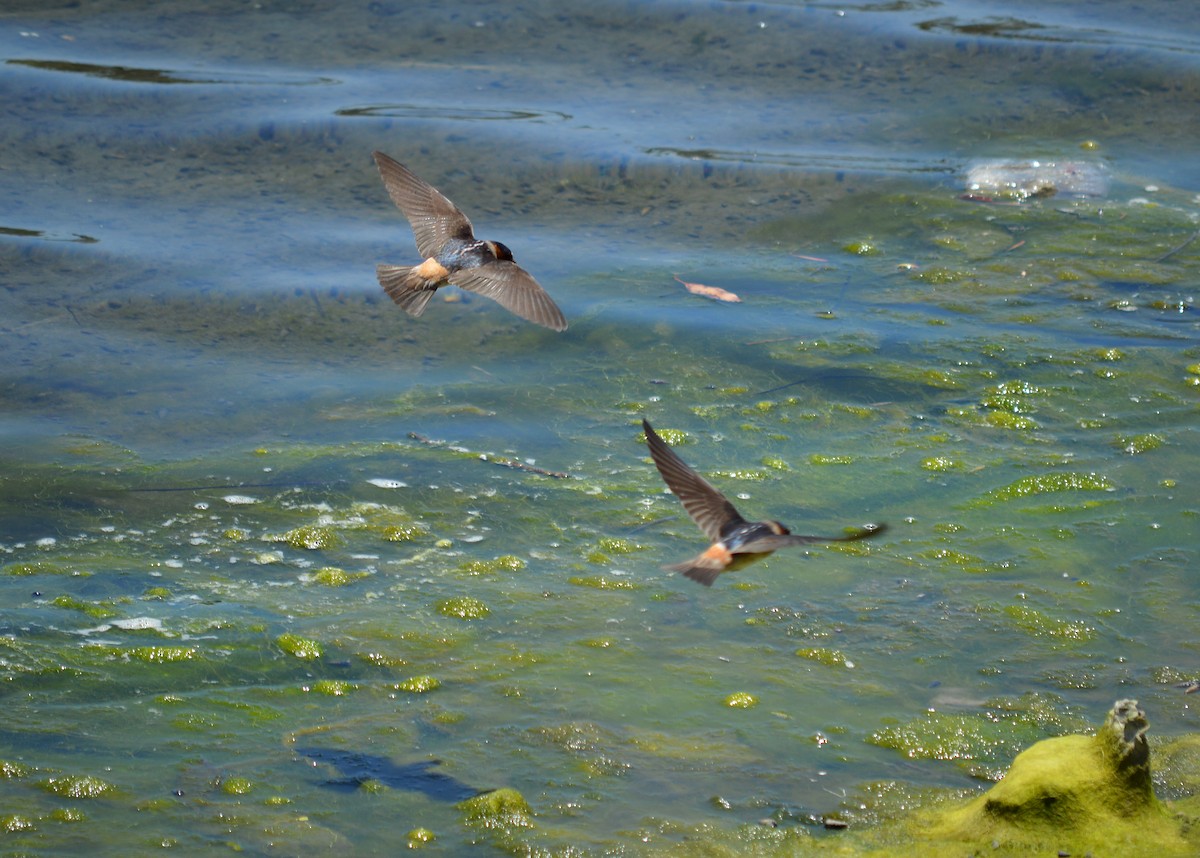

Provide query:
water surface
left=1, top=0, right=1198, bottom=853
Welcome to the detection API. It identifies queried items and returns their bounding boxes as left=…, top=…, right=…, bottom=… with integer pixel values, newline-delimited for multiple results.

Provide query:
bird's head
left=488, top=240, right=515, bottom=262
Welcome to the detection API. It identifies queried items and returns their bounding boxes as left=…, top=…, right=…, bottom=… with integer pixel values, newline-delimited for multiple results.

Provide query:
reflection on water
left=6, top=58, right=337, bottom=86
left=1, top=0, right=1199, bottom=853
left=336, top=104, right=572, bottom=122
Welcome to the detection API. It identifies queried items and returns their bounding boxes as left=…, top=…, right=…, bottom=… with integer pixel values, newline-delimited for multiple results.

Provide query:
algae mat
left=2, top=0, right=1199, bottom=854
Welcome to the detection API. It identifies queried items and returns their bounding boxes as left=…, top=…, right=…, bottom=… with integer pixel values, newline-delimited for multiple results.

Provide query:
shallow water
left=1, top=0, right=1199, bottom=854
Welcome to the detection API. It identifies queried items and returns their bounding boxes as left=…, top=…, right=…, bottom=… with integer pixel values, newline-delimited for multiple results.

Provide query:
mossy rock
left=905, top=700, right=1194, bottom=856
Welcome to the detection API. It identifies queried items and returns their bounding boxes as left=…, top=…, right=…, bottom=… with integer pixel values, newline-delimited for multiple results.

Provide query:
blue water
left=1, top=1, right=1199, bottom=853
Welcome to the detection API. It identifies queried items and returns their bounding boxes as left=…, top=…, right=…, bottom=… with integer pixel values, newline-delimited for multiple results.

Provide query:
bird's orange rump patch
left=414, top=257, right=451, bottom=282
left=701, top=543, right=733, bottom=566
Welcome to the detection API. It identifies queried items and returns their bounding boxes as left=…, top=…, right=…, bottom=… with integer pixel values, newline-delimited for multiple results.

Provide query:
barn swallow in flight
left=642, top=419, right=886, bottom=586
left=372, top=151, right=567, bottom=331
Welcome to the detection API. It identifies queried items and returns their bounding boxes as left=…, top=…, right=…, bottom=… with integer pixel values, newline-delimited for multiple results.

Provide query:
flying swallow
left=642, top=419, right=886, bottom=586
left=372, top=151, right=567, bottom=331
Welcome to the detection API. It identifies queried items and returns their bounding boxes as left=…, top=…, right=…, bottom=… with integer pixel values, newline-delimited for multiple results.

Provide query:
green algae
left=457, top=555, right=526, bottom=575
left=359, top=650, right=407, bottom=668
left=435, top=596, right=491, bottom=619
left=1119, top=432, right=1164, bottom=454
left=50, top=595, right=121, bottom=619
left=0, top=760, right=32, bottom=779
left=711, top=468, right=770, bottom=480
left=38, top=774, right=117, bottom=799
left=277, top=524, right=343, bottom=550
left=984, top=410, right=1038, bottom=430
left=908, top=701, right=1193, bottom=856
left=920, top=456, right=961, bottom=472
left=723, top=692, right=759, bottom=709
left=381, top=521, right=429, bottom=542
left=141, top=586, right=171, bottom=600
left=921, top=547, right=996, bottom=575
left=2, top=815, right=36, bottom=832
left=640, top=427, right=689, bottom=446
left=870, top=711, right=1043, bottom=779
left=308, top=566, right=368, bottom=586
left=1, top=35, right=1199, bottom=858
left=913, top=266, right=971, bottom=284
left=276, top=632, right=323, bottom=660
left=529, top=722, right=632, bottom=777
left=4, top=561, right=71, bottom=576
left=1001, top=604, right=1096, bottom=642
left=407, top=827, right=436, bottom=847
left=395, top=675, right=441, bottom=693
left=458, top=787, right=534, bottom=829
left=567, top=575, right=642, bottom=590
left=597, top=536, right=644, bottom=554
left=220, top=776, right=254, bottom=795
left=794, top=647, right=853, bottom=669
left=808, top=453, right=854, bottom=465
left=843, top=240, right=879, bottom=255
left=971, top=471, right=1114, bottom=506
left=128, top=646, right=197, bottom=663
left=310, top=679, right=356, bottom=696
left=577, top=637, right=617, bottom=649
left=980, top=380, right=1045, bottom=412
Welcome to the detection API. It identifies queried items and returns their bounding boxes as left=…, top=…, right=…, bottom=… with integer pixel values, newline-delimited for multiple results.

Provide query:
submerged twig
left=751, top=369, right=879, bottom=398
left=1155, top=229, right=1200, bottom=263
left=408, top=432, right=571, bottom=479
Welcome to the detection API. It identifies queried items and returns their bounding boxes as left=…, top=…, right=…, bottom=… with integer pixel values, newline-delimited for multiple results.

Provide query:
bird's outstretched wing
left=373, top=151, right=475, bottom=259
left=740, top=523, right=888, bottom=553
left=643, top=420, right=745, bottom=542
left=449, top=263, right=568, bottom=331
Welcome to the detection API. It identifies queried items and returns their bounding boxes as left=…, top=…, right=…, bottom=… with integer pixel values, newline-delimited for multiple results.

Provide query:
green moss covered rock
left=915, top=700, right=1191, bottom=855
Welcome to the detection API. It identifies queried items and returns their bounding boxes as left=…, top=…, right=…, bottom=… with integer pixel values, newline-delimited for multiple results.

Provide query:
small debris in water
left=366, top=478, right=408, bottom=489
left=963, top=159, right=1109, bottom=203
left=673, top=274, right=741, bottom=303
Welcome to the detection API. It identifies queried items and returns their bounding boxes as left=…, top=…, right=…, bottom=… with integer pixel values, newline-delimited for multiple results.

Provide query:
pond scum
left=2, top=102, right=1200, bottom=856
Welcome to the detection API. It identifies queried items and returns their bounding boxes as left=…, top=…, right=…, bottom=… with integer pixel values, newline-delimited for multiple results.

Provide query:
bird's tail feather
left=664, top=555, right=725, bottom=587
left=377, top=264, right=437, bottom=317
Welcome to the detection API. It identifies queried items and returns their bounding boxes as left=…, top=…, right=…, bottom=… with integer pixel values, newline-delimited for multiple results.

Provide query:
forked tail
left=377, top=264, right=437, bottom=317
left=665, top=555, right=726, bottom=587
